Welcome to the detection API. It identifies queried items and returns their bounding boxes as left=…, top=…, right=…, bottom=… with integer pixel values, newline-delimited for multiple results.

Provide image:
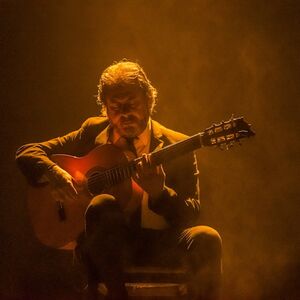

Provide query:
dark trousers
left=78, top=194, right=222, bottom=300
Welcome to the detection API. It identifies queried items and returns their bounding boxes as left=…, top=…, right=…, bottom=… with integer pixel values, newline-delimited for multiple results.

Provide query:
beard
left=116, top=115, right=148, bottom=138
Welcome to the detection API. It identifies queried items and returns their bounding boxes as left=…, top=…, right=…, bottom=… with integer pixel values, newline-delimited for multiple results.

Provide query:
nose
left=119, top=103, right=132, bottom=114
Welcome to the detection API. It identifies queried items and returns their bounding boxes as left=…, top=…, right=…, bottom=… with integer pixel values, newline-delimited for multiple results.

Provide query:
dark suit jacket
left=16, top=117, right=201, bottom=227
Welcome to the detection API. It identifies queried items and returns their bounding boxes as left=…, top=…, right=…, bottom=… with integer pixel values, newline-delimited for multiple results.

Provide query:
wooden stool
left=98, top=266, right=188, bottom=299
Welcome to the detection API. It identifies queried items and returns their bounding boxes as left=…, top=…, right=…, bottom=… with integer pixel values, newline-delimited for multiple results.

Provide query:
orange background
left=0, top=1, right=299, bottom=299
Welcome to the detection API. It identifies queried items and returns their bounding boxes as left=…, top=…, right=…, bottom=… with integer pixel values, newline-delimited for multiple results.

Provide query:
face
left=105, top=84, right=150, bottom=138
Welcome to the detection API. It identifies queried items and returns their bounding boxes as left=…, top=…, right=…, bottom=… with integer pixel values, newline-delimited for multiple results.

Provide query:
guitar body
left=27, top=144, right=135, bottom=250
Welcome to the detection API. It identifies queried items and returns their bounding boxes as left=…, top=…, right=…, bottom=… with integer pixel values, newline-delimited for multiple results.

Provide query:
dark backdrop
left=1, top=1, right=299, bottom=299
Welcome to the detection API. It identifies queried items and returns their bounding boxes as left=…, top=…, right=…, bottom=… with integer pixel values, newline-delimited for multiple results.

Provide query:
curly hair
left=97, top=59, right=158, bottom=115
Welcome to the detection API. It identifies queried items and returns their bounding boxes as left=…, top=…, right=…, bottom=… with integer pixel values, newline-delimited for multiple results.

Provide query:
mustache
left=120, top=115, right=137, bottom=122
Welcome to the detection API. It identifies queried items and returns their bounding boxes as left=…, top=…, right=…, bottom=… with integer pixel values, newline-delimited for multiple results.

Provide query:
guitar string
left=87, top=134, right=203, bottom=192
left=87, top=162, right=135, bottom=191
left=87, top=125, right=245, bottom=192
left=88, top=131, right=239, bottom=194
left=87, top=166, right=132, bottom=193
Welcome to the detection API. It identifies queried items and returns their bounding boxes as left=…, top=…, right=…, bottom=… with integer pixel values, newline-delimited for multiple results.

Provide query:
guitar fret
left=119, top=166, right=124, bottom=181
left=115, top=167, right=120, bottom=183
left=114, top=167, right=119, bottom=183
left=106, top=169, right=111, bottom=187
left=127, top=165, right=132, bottom=178
left=151, top=133, right=202, bottom=165
left=124, top=165, right=129, bottom=179
left=110, top=169, right=114, bottom=185
left=120, top=167, right=124, bottom=181
left=124, top=166, right=128, bottom=178
left=119, top=166, right=125, bottom=181
left=112, top=169, right=115, bottom=184
left=109, top=169, right=113, bottom=185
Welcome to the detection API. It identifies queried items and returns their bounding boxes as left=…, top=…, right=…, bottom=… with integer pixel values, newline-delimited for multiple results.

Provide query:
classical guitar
left=27, top=116, right=255, bottom=249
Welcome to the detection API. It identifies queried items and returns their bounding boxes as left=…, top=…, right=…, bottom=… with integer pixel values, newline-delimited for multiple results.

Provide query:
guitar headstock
left=202, top=116, right=255, bottom=149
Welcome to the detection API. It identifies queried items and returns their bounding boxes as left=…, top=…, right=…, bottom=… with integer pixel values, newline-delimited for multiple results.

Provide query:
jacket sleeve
left=148, top=151, right=201, bottom=227
left=15, top=118, right=105, bottom=186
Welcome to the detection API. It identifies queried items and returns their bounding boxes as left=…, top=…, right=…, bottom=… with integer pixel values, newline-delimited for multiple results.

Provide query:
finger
left=63, top=183, right=77, bottom=200
left=156, top=164, right=165, bottom=175
left=141, top=154, right=155, bottom=176
left=68, top=180, right=78, bottom=195
left=132, top=172, right=140, bottom=183
left=141, top=153, right=151, bottom=167
left=135, top=160, right=143, bottom=174
left=64, top=189, right=76, bottom=200
left=54, top=180, right=77, bottom=200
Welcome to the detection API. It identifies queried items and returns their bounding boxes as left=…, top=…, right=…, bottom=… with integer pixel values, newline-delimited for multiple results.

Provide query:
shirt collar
left=136, top=119, right=151, bottom=148
left=97, top=119, right=152, bottom=145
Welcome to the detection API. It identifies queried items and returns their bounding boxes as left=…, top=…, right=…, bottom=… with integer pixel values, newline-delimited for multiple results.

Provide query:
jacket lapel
left=150, top=120, right=169, bottom=152
left=95, top=124, right=111, bottom=145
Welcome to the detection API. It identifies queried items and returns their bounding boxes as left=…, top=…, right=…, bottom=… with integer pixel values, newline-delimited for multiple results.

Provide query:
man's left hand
left=133, top=153, right=166, bottom=199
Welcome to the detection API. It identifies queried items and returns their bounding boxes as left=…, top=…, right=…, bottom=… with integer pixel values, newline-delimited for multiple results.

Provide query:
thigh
left=137, top=226, right=223, bottom=269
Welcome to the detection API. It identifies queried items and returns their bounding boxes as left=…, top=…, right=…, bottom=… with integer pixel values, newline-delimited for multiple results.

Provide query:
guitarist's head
left=97, top=59, right=157, bottom=138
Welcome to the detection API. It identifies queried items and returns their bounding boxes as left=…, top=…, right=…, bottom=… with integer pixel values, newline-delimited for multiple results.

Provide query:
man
left=16, top=60, right=222, bottom=300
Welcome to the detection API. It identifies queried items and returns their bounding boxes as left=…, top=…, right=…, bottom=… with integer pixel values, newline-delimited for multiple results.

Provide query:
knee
left=83, top=195, right=126, bottom=257
left=85, top=194, right=123, bottom=227
left=182, top=226, right=222, bottom=259
left=86, top=194, right=119, bottom=214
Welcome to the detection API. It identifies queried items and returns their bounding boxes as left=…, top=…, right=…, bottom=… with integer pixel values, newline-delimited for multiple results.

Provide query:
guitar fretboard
left=150, top=133, right=203, bottom=165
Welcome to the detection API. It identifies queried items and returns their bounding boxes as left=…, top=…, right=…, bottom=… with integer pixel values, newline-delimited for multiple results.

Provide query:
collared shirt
left=95, top=119, right=169, bottom=229
left=111, top=120, right=152, bottom=157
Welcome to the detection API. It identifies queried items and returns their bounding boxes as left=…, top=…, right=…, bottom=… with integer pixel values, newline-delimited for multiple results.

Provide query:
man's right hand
left=45, top=164, right=78, bottom=201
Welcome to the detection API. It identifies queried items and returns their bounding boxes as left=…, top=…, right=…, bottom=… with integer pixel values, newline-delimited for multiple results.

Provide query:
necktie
left=118, top=136, right=142, bottom=227
left=125, top=137, right=138, bottom=157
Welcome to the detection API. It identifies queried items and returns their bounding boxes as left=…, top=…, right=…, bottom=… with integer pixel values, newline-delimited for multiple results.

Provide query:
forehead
left=105, top=84, right=145, bottom=101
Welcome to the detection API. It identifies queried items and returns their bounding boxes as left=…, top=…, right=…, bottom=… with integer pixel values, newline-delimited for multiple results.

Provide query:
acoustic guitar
left=27, top=116, right=255, bottom=249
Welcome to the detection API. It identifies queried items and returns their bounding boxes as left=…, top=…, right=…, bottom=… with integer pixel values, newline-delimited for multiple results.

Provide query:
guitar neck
left=149, top=133, right=203, bottom=165
left=123, top=133, right=204, bottom=174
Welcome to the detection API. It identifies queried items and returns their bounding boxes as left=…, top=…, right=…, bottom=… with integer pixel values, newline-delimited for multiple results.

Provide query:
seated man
left=16, top=60, right=222, bottom=300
